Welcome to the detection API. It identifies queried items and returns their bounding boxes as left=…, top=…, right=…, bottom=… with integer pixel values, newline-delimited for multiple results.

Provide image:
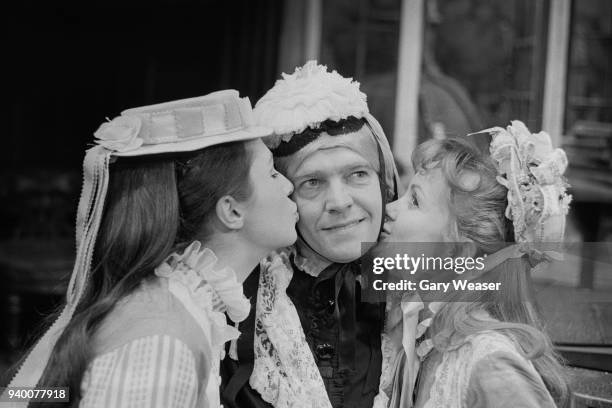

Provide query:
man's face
left=285, top=130, right=383, bottom=263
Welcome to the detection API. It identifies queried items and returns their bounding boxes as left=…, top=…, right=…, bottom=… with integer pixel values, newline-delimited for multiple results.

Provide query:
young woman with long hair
left=7, top=90, right=298, bottom=407
left=377, top=122, right=571, bottom=408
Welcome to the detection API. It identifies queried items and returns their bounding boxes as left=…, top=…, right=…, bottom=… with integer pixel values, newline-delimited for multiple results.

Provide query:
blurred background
left=2, top=0, right=611, bottom=404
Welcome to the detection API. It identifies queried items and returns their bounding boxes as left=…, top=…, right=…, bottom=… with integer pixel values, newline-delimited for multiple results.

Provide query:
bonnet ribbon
left=462, top=243, right=564, bottom=283
left=364, top=113, right=402, bottom=198
left=5, top=146, right=111, bottom=406
left=313, top=262, right=359, bottom=373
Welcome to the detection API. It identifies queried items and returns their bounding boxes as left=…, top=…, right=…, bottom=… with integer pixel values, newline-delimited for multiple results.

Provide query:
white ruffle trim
left=154, top=241, right=250, bottom=406
left=155, top=241, right=251, bottom=323
left=254, top=60, right=369, bottom=148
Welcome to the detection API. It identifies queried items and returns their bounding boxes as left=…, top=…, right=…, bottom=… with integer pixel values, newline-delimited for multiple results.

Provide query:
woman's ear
left=457, top=170, right=481, bottom=192
left=215, top=195, right=246, bottom=230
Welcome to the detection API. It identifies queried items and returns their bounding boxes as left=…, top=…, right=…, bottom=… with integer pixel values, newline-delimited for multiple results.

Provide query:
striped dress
left=80, top=242, right=250, bottom=408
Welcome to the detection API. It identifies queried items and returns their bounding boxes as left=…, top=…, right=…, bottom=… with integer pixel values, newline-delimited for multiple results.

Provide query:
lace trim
left=250, top=249, right=332, bottom=408
left=155, top=241, right=250, bottom=323
left=423, top=331, right=525, bottom=408
left=478, top=120, right=571, bottom=243
left=254, top=61, right=369, bottom=142
left=153, top=241, right=246, bottom=352
left=293, top=240, right=332, bottom=278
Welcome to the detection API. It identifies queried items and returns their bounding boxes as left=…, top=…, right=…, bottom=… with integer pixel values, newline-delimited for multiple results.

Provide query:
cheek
left=409, top=213, right=447, bottom=241
left=430, top=216, right=451, bottom=240
left=260, top=191, right=277, bottom=212
left=391, top=210, right=441, bottom=241
left=360, top=186, right=383, bottom=222
left=269, top=182, right=288, bottom=207
left=394, top=212, right=419, bottom=239
left=294, top=198, right=319, bottom=233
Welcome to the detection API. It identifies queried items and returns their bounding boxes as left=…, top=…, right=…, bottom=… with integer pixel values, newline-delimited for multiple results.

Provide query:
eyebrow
left=294, top=161, right=373, bottom=179
left=293, top=170, right=325, bottom=181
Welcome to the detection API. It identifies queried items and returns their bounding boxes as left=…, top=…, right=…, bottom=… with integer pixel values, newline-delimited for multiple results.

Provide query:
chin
left=287, top=231, right=298, bottom=246
left=325, top=234, right=378, bottom=262
left=321, top=245, right=363, bottom=263
left=279, top=230, right=298, bottom=248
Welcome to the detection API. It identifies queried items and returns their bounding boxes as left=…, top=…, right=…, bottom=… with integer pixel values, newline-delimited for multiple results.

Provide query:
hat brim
left=113, top=125, right=272, bottom=157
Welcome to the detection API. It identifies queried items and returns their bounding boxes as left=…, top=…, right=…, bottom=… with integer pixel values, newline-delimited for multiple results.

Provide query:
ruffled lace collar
left=155, top=241, right=251, bottom=323
left=252, top=248, right=333, bottom=408
left=292, top=239, right=332, bottom=277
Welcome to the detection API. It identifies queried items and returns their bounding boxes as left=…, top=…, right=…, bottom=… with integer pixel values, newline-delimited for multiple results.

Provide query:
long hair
left=33, top=141, right=252, bottom=406
left=413, top=138, right=570, bottom=406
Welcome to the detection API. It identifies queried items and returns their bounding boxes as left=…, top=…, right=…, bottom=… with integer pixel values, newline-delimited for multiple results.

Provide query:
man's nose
left=324, top=180, right=353, bottom=212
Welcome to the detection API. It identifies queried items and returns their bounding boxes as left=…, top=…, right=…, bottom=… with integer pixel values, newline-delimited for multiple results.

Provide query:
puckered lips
left=380, top=221, right=393, bottom=240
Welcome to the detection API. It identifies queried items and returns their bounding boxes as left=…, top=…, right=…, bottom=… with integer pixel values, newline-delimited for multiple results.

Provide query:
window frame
left=301, top=0, right=573, bottom=157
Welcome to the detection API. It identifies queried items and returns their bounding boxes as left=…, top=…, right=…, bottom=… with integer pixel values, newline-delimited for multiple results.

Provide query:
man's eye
left=303, top=179, right=320, bottom=188
left=349, top=170, right=371, bottom=183
left=271, top=171, right=280, bottom=178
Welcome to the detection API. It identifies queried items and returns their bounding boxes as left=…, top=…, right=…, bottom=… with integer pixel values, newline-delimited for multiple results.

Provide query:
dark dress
left=220, top=259, right=384, bottom=408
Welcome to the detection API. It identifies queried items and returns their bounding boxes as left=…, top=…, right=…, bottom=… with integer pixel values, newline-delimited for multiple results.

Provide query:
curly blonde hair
left=413, top=138, right=570, bottom=406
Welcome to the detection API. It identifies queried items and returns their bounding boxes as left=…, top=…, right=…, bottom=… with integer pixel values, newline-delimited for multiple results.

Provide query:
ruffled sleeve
left=80, top=334, right=199, bottom=408
left=154, top=241, right=249, bottom=407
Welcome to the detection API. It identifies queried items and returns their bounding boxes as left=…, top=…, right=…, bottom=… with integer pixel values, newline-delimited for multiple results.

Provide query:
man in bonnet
left=220, top=61, right=401, bottom=408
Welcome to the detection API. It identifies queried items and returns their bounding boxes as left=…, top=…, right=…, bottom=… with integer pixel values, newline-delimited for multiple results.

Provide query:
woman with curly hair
left=376, top=122, right=571, bottom=408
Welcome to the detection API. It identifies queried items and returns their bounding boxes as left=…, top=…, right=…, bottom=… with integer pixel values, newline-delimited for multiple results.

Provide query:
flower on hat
left=478, top=120, right=571, bottom=243
left=254, top=60, right=369, bottom=148
left=94, top=115, right=143, bottom=152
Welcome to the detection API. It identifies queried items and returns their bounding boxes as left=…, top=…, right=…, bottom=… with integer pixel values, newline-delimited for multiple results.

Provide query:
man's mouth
left=322, top=218, right=365, bottom=232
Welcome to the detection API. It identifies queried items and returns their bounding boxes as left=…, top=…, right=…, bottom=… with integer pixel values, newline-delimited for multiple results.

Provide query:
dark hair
left=33, top=141, right=252, bottom=406
left=271, top=116, right=366, bottom=157
left=176, top=143, right=253, bottom=243
left=414, top=138, right=570, bottom=406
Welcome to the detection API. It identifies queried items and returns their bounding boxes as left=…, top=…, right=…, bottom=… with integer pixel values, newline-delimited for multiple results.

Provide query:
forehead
left=291, top=147, right=372, bottom=178
left=284, top=128, right=379, bottom=178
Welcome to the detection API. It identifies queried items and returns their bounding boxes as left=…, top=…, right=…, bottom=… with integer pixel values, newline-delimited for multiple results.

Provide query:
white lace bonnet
left=253, top=60, right=401, bottom=199
left=7, top=90, right=271, bottom=398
